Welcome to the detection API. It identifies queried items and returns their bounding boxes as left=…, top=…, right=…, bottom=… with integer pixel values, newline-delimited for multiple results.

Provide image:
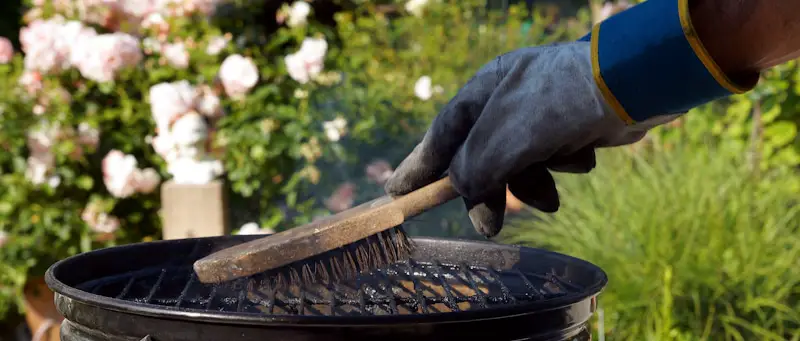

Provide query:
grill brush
left=193, top=176, right=460, bottom=287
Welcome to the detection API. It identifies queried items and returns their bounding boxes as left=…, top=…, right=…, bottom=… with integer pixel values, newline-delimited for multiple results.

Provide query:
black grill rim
left=45, top=235, right=608, bottom=327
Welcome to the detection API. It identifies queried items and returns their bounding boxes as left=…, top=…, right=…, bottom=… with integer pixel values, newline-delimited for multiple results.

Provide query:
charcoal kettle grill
left=45, top=235, right=607, bottom=341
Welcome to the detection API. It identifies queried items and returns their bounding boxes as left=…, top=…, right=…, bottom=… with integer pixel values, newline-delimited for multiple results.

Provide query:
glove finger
left=385, top=61, right=502, bottom=196
left=464, top=186, right=507, bottom=238
left=507, top=165, right=560, bottom=213
left=545, top=147, right=597, bottom=174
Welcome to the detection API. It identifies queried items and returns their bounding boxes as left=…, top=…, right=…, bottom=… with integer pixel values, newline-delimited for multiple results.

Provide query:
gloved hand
left=385, top=0, right=761, bottom=238
left=384, top=41, right=680, bottom=238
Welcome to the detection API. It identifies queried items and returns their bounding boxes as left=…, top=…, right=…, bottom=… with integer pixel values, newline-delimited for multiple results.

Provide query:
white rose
left=132, top=168, right=161, bottom=194
left=205, top=35, right=228, bottom=56
left=59, top=20, right=97, bottom=68
left=25, top=153, right=54, bottom=186
left=150, top=133, right=177, bottom=162
left=149, top=80, right=197, bottom=132
left=287, top=1, right=311, bottom=28
left=323, top=117, right=347, bottom=142
left=414, top=76, right=443, bottom=100
left=171, top=112, right=208, bottom=147
left=284, top=37, right=327, bottom=84
left=92, top=213, right=121, bottom=234
left=101, top=150, right=139, bottom=198
left=218, top=54, right=259, bottom=99
left=141, top=12, right=169, bottom=33
left=405, top=0, right=429, bottom=16
left=195, top=85, right=223, bottom=118
left=163, top=42, right=189, bottom=69
left=236, top=222, right=274, bottom=235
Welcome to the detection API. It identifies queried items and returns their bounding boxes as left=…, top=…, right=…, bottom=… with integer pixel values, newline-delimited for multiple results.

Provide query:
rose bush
left=0, top=0, right=345, bottom=317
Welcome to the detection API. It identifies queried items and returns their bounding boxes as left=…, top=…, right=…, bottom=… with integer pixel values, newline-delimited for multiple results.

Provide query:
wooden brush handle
left=389, top=176, right=461, bottom=219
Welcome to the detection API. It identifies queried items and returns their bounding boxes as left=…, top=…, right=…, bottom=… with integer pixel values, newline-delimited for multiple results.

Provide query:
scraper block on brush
left=193, top=176, right=461, bottom=285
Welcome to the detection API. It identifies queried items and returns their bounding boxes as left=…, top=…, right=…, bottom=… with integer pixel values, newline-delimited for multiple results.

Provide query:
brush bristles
left=257, top=226, right=414, bottom=291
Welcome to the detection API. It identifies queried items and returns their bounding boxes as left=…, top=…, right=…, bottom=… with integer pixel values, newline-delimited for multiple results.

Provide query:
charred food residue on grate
left=77, top=260, right=578, bottom=316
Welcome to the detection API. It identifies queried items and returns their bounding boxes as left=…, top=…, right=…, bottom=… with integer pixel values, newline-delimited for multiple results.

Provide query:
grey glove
left=385, top=41, right=679, bottom=237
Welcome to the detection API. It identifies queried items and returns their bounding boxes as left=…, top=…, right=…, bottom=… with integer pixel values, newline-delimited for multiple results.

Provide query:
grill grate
left=77, top=260, right=577, bottom=317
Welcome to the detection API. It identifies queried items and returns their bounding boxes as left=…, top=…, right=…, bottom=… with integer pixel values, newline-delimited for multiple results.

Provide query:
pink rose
left=132, top=168, right=161, bottom=194
left=284, top=37, right=327, bottom=84
left=20, top=18, right=65, bottom=73
left=81, top=204, right=121, bottom=234
left=78, top=123, right=100, bottom=150
left=325, top=182, right=356, bottom=212
left=179, top=0, right=220, bottom=16
left=365, top=160, right=394, bottom=185
left=218, top=54, right=259, bottom=99
left=76, top=33, right=142, bottom=83
left=18, top=70, right=43, bottom=96
left=0, top=37, right=14, bottom=64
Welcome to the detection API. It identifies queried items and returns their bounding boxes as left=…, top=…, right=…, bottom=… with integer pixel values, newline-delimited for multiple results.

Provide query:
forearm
left=577, top=0, right=800, bottom=126
left=692, top=0, right=800, bottom=76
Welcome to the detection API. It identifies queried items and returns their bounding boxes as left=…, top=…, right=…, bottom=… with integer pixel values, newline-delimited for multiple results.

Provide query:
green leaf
left=772, top=147, right=800, bottom=166
left=80, top=232, right=92, bottom=253
left=250, top=145, right=266, bottom=160
left=764, top=121, right=798, bottom=147
left=97, top=81, right=116, bottom=94
left=76, top=175, right=94, bottom=190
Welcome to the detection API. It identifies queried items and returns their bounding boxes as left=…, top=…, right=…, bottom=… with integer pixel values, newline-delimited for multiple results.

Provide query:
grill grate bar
left=175, top=272, right=196, bottom=308
left=487, top=268, right=516, bottom=304
left=357, top=281, right=369, bottom=315
left=377, top=270, right=399, bottom=315
left=205, top=286, right=218, bottom=310
left=236, top=279, right=248, bottom=312
left=328, top=283, right=337, bottom=317
left=514, top=269, right=545, bottom=300
left=266, top=282, right=276, bottom=314
left=430, top=261, right=460, bottom=312
left=298, top=285, right=307, bottom=315
left=144, top=269, right=167, bottom=303
left=460, top=263, right=489, bottom=308
left=115, top=276, right=137, bottom=300
left=399, top=262, right=429, bottom=313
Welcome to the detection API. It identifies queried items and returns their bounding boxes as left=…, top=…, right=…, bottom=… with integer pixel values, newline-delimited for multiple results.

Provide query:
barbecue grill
left=45, top=234, right=607, bottom=341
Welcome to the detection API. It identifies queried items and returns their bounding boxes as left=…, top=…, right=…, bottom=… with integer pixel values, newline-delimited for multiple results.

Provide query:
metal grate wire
left=76, top=260, right=575, bottom=317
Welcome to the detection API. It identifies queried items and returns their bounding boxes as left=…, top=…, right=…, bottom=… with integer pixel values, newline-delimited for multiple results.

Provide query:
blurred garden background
left=0, top=0, right=797, bottom=340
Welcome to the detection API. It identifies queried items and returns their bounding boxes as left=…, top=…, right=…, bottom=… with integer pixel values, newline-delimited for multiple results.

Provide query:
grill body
left=46, top=235, right=607, bottom=341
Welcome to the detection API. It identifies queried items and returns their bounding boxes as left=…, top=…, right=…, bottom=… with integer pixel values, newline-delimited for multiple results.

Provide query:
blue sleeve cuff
left=587, top=0, right=760, bottom=124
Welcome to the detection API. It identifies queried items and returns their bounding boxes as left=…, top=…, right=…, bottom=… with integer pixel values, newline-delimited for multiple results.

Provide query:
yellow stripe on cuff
left=590, top=23, right=635, bottom=125
left=677, top=0, right=749, bottom=94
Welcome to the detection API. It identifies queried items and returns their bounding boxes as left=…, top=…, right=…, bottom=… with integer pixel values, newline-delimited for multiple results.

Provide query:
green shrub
left=503, top=138, right=800, bottom=340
